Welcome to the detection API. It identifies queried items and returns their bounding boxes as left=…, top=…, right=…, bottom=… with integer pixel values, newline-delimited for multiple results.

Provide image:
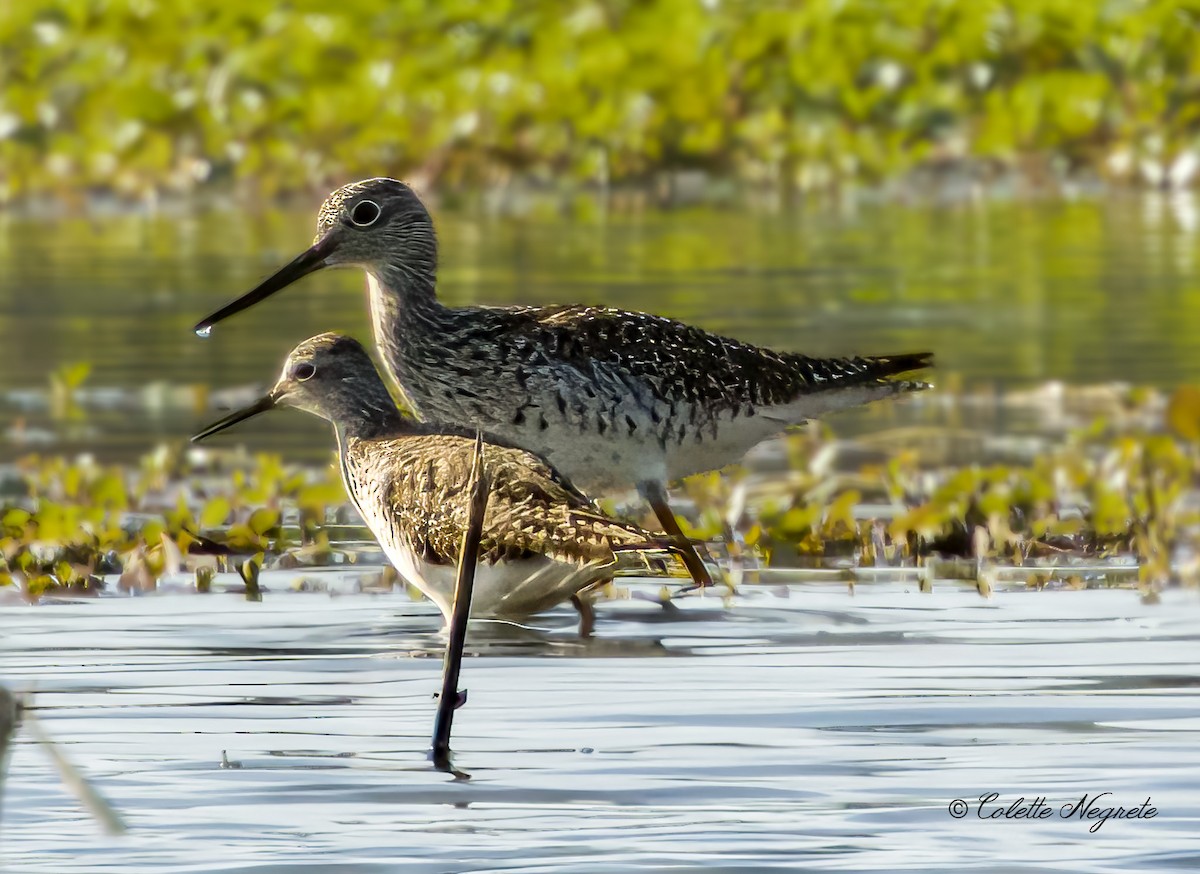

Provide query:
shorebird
left=191, top=333, right=687, bottom=624
left=195, top=179, right=933, bottom=587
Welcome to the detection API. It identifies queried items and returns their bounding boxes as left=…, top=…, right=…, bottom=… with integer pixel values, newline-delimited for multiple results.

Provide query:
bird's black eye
left=293, top=362, right=316, bottom=381
left=349, top=199, right=381, bottom=227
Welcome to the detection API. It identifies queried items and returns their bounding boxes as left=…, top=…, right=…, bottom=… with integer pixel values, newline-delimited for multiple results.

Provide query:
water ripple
left=2, top=582, right=1199, bottom=872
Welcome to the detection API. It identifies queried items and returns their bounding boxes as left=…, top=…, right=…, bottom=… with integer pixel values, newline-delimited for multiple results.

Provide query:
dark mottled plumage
left=377, top=300, right=931, bottom=453
left=192, top=333, right=679, bottom=619
left=195, top=178, right=933, bottom=587
left=199, top=178, right=931, bottom=492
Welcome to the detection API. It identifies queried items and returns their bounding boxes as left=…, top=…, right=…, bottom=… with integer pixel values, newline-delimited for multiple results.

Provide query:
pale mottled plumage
left=193, top=333, right=678, bottom=620
left=343, top=432, right=654, bottom=567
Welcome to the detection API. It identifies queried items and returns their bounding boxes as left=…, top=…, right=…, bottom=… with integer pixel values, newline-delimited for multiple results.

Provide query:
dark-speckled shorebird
left=192, top=333, right=686, bottom=623
left=195, top=179, right=933, bottom=587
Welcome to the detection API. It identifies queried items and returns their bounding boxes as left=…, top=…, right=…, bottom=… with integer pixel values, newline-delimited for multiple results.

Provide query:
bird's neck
left=365, top=264, right=458, bottom=417
left=329, top=378, right=409, bottom=442
left=368, top=258, right=445, bottom=322
left=331, top=427, right=370, bottom=526
left=339, top=411, right=406, bottom=442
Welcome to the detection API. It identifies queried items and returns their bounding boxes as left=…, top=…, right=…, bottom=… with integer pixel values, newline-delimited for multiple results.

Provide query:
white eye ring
left=349, top=199, right=381, bottom=227
left=294, top=362, right=316, bottom=381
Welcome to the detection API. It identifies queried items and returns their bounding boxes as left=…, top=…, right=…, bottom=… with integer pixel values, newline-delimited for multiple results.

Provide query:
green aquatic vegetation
left=238, top=558, right=262, bottom=603
left=194, top=565, right=214, bottom=594
left=694, top=385, right=1200, bottom=591
left=4, top=0, right=1200, bottom=202
left=7, top=383, right=1200, bottom=602
left=48, top=362, right=90, bottom=421
left=0, top=446, right=347, bottom=602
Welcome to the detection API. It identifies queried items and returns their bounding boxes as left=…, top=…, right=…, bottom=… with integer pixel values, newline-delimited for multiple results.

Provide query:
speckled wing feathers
left=440, top=304, right=931, bottom=431
left=343, top=433, right=659, bottom=567
left=523, top=304, right=928, bottom=407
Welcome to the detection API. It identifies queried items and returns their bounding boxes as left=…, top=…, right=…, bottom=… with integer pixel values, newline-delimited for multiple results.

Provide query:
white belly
left=379, top=541, right=615, bottom=621
left=523, top=408, right=784, bottom=490
left=457, top=392, right=881, bottom=492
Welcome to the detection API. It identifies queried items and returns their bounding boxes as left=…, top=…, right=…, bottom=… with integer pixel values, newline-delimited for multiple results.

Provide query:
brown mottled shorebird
left=195, top=179, right=933, bottom=587
left=191, top=333, right=685, bottom=623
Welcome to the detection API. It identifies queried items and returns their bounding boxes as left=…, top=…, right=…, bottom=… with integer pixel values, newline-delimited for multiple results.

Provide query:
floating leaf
left=1091, top=486, right=1130, bottom=538
left=141, top=519, right=165, bottom=546
left=26, top=574, right=59, bottom=600
left=239, top=558, right=262, bottom=603
left=2, top=508, right=31, bottom=531
left=822, top=489, right=861, bottom=538
left=776, top=504, right=820, bottom=537
left=1167, top=386, right=1200, bottom=441
left=200, top=497, right=232, bottom=529
left=890, top=503, right=947, bottom=540
left=225, top=523, right=267, bottom=552
left=296, top=481, right=347, bottom=512
left=53, top=362, right=92, bottom=390
left=248, top=508, right=280, bottom=536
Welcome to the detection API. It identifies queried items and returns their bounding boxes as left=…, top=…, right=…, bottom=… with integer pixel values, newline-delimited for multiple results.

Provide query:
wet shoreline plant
left=5, top=383, right=1200, bottom=604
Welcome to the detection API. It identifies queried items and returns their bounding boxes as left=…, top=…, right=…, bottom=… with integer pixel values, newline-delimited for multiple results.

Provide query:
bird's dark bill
left=191, top=394, right=277, bottom=442
left=194, top=235, right=336, bottom=336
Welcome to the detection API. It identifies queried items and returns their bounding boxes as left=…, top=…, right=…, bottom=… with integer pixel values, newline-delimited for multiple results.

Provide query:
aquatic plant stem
left=430, top=432, right=488, bottom=772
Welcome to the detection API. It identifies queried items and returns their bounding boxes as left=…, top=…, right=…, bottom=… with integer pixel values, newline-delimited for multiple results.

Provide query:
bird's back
left=341, top=430, right=661, bottom=567
left=377, top=301, right=932, bottom=490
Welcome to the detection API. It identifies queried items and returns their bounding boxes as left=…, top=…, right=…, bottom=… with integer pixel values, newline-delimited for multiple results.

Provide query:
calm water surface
left=2, top=581, right=1198, bottom=872
left=3, top=192, right=1200, bottom=458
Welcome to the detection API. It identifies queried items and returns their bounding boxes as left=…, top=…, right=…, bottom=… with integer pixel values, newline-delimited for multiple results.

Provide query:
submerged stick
left=430, top=432, right=489, bottom=772
left=21, top=703, right=128, bottom=835
left=0, top=686, right=15, bottom=836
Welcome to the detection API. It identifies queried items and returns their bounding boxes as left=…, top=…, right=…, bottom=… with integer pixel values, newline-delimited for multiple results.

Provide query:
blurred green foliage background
left=4, top=0, right=1200, bottom=202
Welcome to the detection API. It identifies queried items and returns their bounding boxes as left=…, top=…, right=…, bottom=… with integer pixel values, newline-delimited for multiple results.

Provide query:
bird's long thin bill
left=193, top=236, right=334, bottom=336
left=191, top=394, right=277, bottom=442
